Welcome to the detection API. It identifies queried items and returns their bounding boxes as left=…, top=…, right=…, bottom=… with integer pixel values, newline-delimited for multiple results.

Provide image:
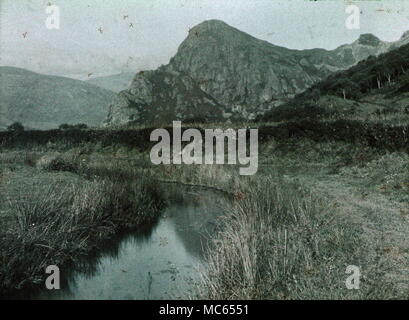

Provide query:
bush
left=58, top=124, right=70, bottom=130
left=263, top=103, right=333, bottom=122
left=7, top=122, right=24, bottom=132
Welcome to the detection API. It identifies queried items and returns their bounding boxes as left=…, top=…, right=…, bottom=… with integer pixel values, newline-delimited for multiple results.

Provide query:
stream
left=31, top=192, right=224, bottom=300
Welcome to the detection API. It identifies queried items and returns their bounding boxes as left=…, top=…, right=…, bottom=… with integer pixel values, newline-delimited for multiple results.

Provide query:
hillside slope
left=262, top=41, right=409, bottom=122
left=0, top=67, right=115, bottom=130
left=86, top=72, right=135, bottom=93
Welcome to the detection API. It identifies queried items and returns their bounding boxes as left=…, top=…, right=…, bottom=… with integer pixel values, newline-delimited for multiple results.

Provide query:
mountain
left=262, top=42, right=409, bottom=122
left=0, top=67, right=115, bottom=130
left=105, top=20, right=408, bottom=126
left=86, top=72, right=135, bottom=93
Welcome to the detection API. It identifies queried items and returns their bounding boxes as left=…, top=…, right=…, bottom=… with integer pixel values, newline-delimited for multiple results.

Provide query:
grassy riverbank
left=199, top=174, right=401, bottom=299
left=0, top=150, right=163, bottom=297
left=195, top=139, right=409, bottom=299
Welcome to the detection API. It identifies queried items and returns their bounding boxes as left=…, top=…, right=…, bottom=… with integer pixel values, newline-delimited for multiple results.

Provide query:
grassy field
left=1, top=122, right=408, bottom=299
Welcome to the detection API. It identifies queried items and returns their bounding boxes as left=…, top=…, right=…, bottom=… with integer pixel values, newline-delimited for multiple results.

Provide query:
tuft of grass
left=36, top=154, right=79, bottom=173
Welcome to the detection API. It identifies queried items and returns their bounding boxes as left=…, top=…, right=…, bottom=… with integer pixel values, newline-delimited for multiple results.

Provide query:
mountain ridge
left=105, top=19, right=409, bottom=126
left=86, top=72, right=136, bottom=93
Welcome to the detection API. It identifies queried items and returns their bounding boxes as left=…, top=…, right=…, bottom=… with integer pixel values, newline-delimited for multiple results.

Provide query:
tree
left=59, top=124, right=70, bottom=130
left=74, top=123, right=88, bottom=130
left=331, top=77, right=360, bottom=100
left=7, top=122, right=24, bottom=132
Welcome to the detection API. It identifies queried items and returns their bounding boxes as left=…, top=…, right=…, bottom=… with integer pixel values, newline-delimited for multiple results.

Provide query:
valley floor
left=0, top=133, right=408, bottom=299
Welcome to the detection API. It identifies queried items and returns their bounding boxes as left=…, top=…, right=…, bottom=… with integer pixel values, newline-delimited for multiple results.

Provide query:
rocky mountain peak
left=104, top=20, right=408, bottom=126
left=189, top=19, right=233, bottom=33
left=357, top=33, right=381, bottom=46
left=181, top=19, right=267, bottom=51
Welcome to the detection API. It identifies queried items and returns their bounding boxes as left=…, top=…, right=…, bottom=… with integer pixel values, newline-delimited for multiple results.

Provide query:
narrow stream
left=32, top=192, right=224, bottom=300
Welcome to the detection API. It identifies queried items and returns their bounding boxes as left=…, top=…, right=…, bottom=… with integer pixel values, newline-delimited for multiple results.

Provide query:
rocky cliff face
left=0, top=67, right=115, bottom=130
left=105, top=20, right=408, bottom=125
left=105, top=68, right=224, bottom=126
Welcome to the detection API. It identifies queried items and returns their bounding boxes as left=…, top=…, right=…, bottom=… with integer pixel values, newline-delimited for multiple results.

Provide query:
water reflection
left=31, top=192, right=224, bottom=300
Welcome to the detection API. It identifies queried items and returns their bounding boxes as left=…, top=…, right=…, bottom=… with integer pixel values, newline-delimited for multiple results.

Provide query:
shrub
left=263, top=104, right=332, bottom=122
left=7, top=122, right=24, bottom=132
left=59, top=124, right=70, bottom=130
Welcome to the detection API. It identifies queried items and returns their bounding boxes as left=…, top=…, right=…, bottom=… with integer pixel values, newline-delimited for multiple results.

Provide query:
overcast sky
left=1, top=0, right=409, bottom=79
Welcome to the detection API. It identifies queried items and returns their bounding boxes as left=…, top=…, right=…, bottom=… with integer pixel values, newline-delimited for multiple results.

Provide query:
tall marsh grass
left=200, top=176, right=399, bottom=299
left=0, top=167, right=163, bottom=297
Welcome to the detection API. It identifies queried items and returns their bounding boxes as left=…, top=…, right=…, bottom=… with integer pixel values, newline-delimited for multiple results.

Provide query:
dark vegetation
left=258, top=120, right=409, bottom=152
left=2, top=119, right=408, bottom=154
left=263, top=42, right=409, bottom=122
left=0, top=128, right=155, bottom=151
left=258, top=103, right=337, bottom=122
left=59, top=123, right=88, bottom=130
left=6, top=122, right=24, bottom=132
left=300, top=42, right=409, bottom=100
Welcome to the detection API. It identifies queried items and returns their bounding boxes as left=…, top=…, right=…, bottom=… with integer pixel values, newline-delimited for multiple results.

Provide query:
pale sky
left=1, top=0, right=409, bottom=79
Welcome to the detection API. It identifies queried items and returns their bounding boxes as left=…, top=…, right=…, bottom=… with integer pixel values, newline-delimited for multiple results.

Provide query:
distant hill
left=105, top=20, right=409, bottom=126
left=0, top=67, right=115, bottom=130
left=86, top=72, right=135, bottom=93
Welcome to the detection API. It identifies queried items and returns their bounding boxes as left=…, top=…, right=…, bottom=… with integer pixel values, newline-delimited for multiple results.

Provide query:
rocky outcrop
left=105, top=68, right=224, bottom=126
left=105, top=20, right=408, bottom=125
